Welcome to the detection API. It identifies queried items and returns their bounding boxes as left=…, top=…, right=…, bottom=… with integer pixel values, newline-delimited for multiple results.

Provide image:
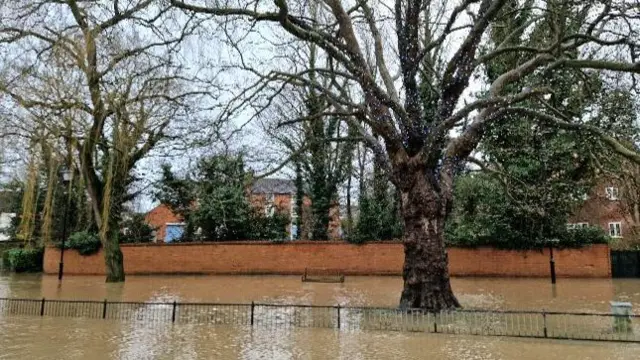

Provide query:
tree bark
left=398, top=169, right=459, bottom=311
left=103, top=223, right=125, bottom=283
left=83, top=165, right=126, bottom=283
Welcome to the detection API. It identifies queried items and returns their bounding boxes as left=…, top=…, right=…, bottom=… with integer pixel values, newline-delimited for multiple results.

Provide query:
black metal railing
left=0, top=297, right=637, bottom=342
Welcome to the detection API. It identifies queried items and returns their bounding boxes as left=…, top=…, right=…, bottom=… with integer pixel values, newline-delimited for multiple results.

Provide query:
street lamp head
left=60, top=167, right=73, bottom=184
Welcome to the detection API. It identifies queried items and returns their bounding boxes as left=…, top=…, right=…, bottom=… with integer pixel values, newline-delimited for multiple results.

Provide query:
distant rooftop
left=250, top=178, right=296, bottom=195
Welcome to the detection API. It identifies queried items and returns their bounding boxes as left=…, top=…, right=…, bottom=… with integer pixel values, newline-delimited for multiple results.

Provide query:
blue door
left=165, top=224, right=185, bottom=243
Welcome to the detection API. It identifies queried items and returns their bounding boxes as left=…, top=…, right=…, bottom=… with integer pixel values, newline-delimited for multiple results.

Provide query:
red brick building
left=568, top=178, right=636, bottom=246
left=145, top=178, right=341, bottom=242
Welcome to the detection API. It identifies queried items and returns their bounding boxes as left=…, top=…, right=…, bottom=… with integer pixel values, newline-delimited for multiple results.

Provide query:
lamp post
left=548, top=238, right=559, bottom=285
left=58, top=167, right=73, bottom=281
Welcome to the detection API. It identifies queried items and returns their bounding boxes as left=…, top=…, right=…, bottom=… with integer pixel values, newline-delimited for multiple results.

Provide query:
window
left=165, top=223, right=186, bottom=243
left=567, top=222, right=589, bottom=230
left=609, top=222, right=622, bottom=238
left=265, top=193, right=275, bottom=217
left=606, top=187, right=619, bottom=200
left=290, top=195, right=298, bottom=219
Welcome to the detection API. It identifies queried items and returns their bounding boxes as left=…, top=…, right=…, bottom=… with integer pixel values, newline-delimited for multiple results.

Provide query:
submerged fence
left=0, top=297, right=638, bottom=342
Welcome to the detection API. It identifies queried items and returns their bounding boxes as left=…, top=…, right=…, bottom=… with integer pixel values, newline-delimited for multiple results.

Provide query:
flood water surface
left=0, top=274, right=639, bottom=359
left=3, top=274, right=639, bottom=311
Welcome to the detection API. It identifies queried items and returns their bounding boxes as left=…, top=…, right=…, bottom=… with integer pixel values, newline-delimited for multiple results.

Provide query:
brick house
left=568, top=178, right=635, bottom=245
left=145, top=178, right=341, bottom=242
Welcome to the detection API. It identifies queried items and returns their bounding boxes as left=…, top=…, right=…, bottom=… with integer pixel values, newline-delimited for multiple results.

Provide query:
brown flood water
left=0, top=274, right=640, bottom=359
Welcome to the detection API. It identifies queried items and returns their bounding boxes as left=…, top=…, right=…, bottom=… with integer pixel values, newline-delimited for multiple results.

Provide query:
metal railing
left=0, top=297, right=637, bottom=342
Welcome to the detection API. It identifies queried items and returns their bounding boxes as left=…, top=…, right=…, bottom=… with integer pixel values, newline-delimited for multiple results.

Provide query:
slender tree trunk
left=398, top=169, right=459, bottom=311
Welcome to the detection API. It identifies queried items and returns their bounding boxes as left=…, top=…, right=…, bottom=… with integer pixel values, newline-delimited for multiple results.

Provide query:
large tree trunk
left=84, top=167, right=126, bottom=283
left=398, top=170, right=459, bottom=311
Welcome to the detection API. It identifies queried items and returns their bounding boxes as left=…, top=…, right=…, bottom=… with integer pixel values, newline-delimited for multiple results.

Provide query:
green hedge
left=57, top=231, right=101, bottom=255
left=2, top=247, right=43, bottom=272
left=445, top=225, right=609, bottom=250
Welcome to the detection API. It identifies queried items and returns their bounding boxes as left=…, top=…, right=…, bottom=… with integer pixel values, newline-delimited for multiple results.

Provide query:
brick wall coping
left=45, top=240, right=406, bottom=248
left=44, top=241, right=611, bottom=249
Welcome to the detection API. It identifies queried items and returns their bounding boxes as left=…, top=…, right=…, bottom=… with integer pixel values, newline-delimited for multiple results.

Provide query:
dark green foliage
left=562, top=226, right=609, bottom=249
left=119, top=214, right=155, bottom=244
left=444, top=1, right=607, bottom=250
left=248, top=212, right=290, bottom=240
left=190, top=155, right=253, bottom=241
left=282, top=85, right=356, bottom=241
left=155, top=154, right=289, bottom=241
left=2, top=247, right=43, bottom=272
left=63, top=231, right=101, bottom=255
left=350, top=179, right=403, bottom=243
left=445, top=174, right=608, bottom=249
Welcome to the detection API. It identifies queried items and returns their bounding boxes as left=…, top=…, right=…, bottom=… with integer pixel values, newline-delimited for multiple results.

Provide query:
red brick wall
left=43, top=242, right=611, bottom=278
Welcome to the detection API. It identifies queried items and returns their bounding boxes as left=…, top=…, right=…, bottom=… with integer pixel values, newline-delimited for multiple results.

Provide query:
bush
left=249, top=212, right=290, bottom=241
left=120, top=214, right=155, bottom=244
left=445, top=224, right=609, bottom=250
left=62, top=231, right=101, bottom=255
left=561, top=226, right=609, bottom=248
left=350, top=192, right=403, bottom=244
left=2, top=247, right=43, bottom=272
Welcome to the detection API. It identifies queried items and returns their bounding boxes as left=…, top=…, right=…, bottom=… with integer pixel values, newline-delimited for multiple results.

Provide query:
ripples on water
left=1, top=275, right=640, bottom=359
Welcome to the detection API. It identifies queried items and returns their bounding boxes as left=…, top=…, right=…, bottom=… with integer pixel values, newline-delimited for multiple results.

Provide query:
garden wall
left=43, top=242, right=611, bottom=278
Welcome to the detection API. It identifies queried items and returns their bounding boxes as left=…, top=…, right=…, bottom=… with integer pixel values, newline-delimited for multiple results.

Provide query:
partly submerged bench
left=301, top=268, right=345, bottom=283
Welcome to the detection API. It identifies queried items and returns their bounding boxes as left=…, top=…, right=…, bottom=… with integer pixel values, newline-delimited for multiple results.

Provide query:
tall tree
left=173, top=0, right=640, bottom=310
left=262, top=34, right=358, bottom=240
left=586, top=89, right=640, bottom=247
left=0, top=1, right=206, bottom=281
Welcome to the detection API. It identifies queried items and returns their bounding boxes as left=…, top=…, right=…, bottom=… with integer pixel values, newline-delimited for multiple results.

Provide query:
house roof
left=250, top=178, right=296, bottom=195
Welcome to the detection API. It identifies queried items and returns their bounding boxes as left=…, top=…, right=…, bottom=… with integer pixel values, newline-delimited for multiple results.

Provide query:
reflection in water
left=0, top=274, right=640, bottom=359
left=0, top=317, right=638, bottom=360
left=0, top=274, right=636, bottom=312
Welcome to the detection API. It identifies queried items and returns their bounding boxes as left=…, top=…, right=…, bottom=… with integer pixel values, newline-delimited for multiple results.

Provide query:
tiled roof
left=250, top=178, right=296, bottom=194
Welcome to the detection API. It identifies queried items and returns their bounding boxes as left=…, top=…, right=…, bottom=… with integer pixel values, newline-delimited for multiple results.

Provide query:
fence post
left=336, top=305, right=341, bottom=330
left=542, top=311, right=548, bottom=338
left=40, top=298, right=45, bottom=316
left=102, top=299, right=108, bottom=319
left=171, top=301, right=177, bottom=323
left=250, top=301, right=255, bottom=326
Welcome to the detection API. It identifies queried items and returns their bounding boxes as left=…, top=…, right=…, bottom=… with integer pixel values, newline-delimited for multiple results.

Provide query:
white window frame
left=608, top=222, right=622, bottom=238
left=605, top=186, right=619, bottom=200
left=265, top=193, right=276, bottom=217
